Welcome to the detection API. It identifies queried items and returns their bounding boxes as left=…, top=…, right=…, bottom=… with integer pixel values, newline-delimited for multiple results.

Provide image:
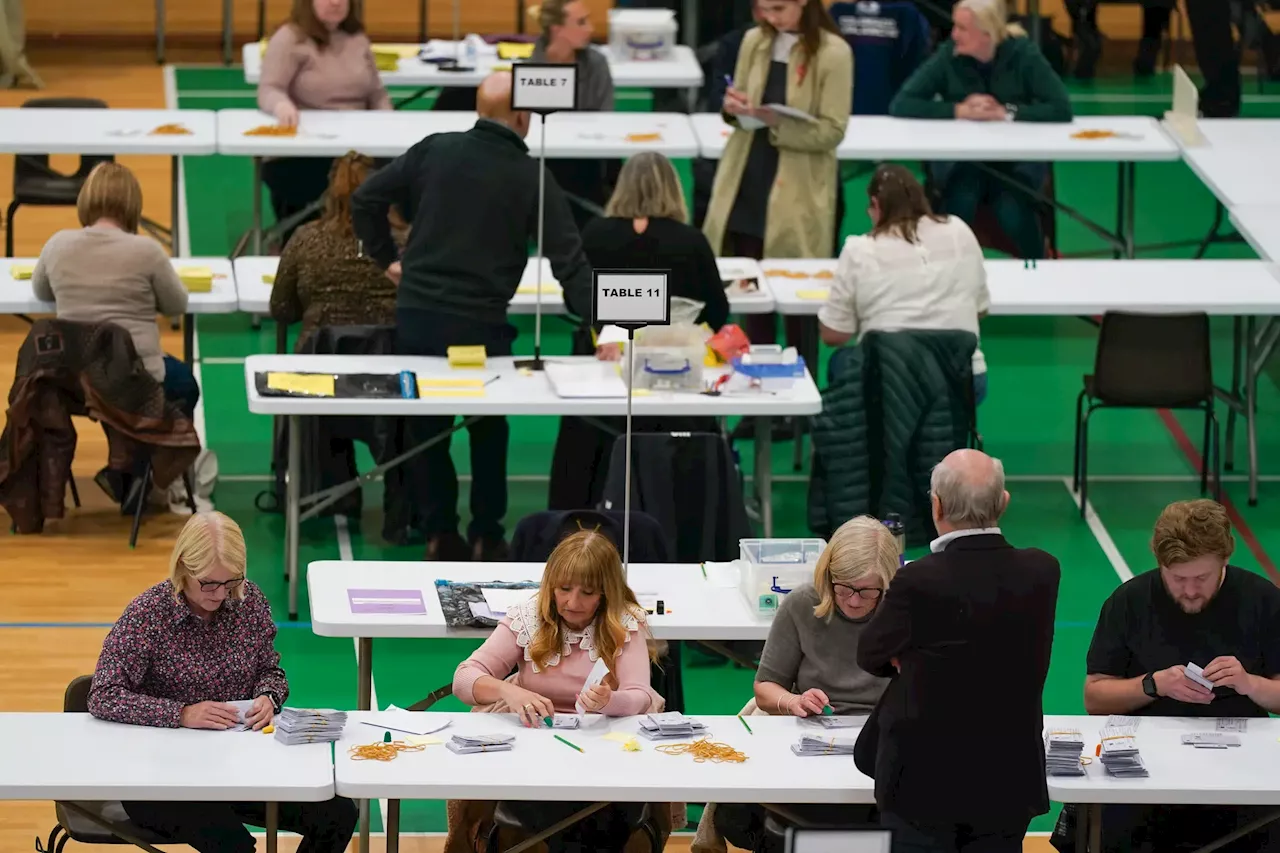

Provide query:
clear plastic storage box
left=608, top=8, right=678, bottom=61
left=739, top=538, right=827, bottom=616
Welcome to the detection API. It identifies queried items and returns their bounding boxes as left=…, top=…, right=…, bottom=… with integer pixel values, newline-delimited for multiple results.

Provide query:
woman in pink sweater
left=258, top=0, right=391, bottom=242
left=449, top=530, right=663, bottom=853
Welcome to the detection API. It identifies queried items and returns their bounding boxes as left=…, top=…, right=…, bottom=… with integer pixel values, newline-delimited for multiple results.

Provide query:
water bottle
left=464, top=35, right=479, bottom=69
left=883, top=513, right=905, bottom=565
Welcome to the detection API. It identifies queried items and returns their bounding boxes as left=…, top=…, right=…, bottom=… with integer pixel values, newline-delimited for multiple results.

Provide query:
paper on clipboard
left=763, top=103, right=818, bottom=123
left=574, top=656, right=611, bottom=714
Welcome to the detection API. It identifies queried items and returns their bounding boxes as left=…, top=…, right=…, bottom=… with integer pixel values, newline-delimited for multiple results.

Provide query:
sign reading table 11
left=510, top=62, right=579, bottom=113
left=592, top=270, right=670, bottom=329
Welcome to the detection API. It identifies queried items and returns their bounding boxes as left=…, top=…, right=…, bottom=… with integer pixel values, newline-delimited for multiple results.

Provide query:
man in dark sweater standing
left=352, top=71, right=593, bottom=562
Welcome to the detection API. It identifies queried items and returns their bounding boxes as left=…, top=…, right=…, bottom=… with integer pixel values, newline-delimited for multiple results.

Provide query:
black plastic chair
left=486, top=801, right=661, bottom=853
left=36, top=677, right=178, bottom=853
left=6, top=98, right=114, bottom=258
left=1072, top=312, right=1221, bottom=517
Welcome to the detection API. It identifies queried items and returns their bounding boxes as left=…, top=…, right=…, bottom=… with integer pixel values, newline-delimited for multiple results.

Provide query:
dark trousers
left=500, top=801, right=646, bottom=853
left=1186, top=0, right=1241, bottom=117
left=933, top=161, right=1048, bottom=260
left=122, top=797, right=357, bottom=853
left=1100, top=804, right=1280, bottom=853
left=395, top=306, right=515, bottom=542
left=162, top=354, right=200, bottom=418
left=715, top=803, right=878, bottom=853
left=880, top=812, right=1027, bottom=853
left=261, top=157, right=334, bottom=245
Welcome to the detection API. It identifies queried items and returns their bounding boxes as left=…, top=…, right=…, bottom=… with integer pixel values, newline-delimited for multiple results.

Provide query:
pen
left=554, top=734, right=584, bottom=753
left=361, top=721, right=424, bottom=737
left=723, top=74, right=734, bottom=89
left=738, top=715, right=753, bottom=734
left=700, top=563, right=708, bottom=579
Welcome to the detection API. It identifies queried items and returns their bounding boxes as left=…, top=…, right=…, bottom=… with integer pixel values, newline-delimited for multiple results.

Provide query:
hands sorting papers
left=637, top=712, right=709, bottom=741
left=448, top=734, right=515, bottom=755
left=1044, top=729, right=1086, bottom=777
left=275, top=708, right=348, bottom=745
left=791, top=735, right=856, bottom=757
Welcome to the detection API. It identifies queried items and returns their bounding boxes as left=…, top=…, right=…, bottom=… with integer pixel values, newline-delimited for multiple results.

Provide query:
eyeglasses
left=833, top=583, right=883, bottom=601
left=198, top=578, right=244, bottom=593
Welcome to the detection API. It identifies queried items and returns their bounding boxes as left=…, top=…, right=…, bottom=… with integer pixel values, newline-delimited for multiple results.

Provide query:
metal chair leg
left=128, top=460, right=154, bottom=548
left=1078, top=408, right=1093, bottom=518
left=182, top=470, right=197, bottom=514
left=1071, top=390, right=1086, bottom=493
left=5, top=200, right=18, bottom=257
left=1201, top=406, right=1212, bottom=495
left=67, top=475, right=81, bottom=509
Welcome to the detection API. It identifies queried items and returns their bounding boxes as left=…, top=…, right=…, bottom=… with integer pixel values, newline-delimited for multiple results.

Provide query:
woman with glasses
left=87, top=512, right=358, bottom=853
left=698, top=515, right=899, bottom=853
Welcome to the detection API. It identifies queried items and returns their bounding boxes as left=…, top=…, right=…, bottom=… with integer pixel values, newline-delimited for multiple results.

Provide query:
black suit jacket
left=856, top=533, right=1060, bottom=828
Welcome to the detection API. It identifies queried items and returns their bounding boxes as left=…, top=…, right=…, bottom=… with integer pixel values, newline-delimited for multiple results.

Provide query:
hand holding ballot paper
left=575, top=657, right=618, bottom=714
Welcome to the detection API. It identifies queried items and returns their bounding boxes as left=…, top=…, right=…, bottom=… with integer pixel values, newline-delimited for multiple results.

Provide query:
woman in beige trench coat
left=703, top=0, right=851, bottom=352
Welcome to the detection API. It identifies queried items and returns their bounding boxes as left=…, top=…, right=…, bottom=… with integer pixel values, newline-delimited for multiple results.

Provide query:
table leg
left=1027, top=0, right=1041, bottom=44
left=170, top=156, right=182, bottom=257
left=1123, top=163, right=1136, bottom=259
left=1073, top=803, right=1087, bottom=853
left=287, top=414, right=301, bottom=619
left=754, top=416, right=774, bottom=537
left=183, top=314, right=195, bottom=364
left=682, top=0, right=699, bottom=48
left=357, top=636, right=373, bottom=853
left=1113, top=163, right=1135, bottom=259
left=265, top=803, right=278, bottom=853
left=222, top=0, right=233, bottom=65
left=419, top=0, right=428, bottom=44
left=155, top=0, right=165, bottom=64
left=1226, top=316, right=1242, bottom=470
left=1246, top=317, right=1259, bottom=506
left=1088, top=804, right=1101, bottom=853
left=253, top=158, right=264, bottom=256
left=386, top=800, right=401, bottom=853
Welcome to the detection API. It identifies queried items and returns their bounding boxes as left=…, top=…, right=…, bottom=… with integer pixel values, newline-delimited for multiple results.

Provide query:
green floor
left=173, top=68, right=1280, bottom=834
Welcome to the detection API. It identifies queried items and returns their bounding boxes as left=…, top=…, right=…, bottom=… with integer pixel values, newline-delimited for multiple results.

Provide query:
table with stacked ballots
left=1045, top=714, right=1280, bottom=853
left=762, top=257, right=1280, bottom=507
left=336, top=710, right=873, bottom=853
left=0, top=712, right=336, bottom=853
left=693, top=114, right=1179, bottom=259
left=244, top=354, right=822, bottom=619
left=0, top=108, right=217, bottom=258
left=0, top=257, right=238, bottom=364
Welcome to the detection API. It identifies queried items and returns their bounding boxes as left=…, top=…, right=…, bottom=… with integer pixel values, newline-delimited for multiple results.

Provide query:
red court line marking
left=1156, top=409, right=1279, bottom=584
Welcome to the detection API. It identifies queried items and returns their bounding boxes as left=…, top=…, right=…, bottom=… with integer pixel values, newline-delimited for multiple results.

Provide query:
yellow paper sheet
left=9, top=263, right=34, bottom=280
left=177, top=266, right=214, bottom=293
left=418, top=388, right=486, bottom=398
left=497, top=41, right=536, bottom=60
left=267, top=372, right=335, bottom=397
left=419, top=378, right=485, bottom=388
left=374, top=43, right=424, bottom=59
left=516, top=284, right=560, bottom=295
left=262, top=274, right=276, bottom=285
left=373, top=52, right=400, bottom=71
left=404, top=735, right=444, bottom=746
left=796, top=288, right=830, bottom=301
left=417, top=377, right=487, bottom=397
left=447, top=345, right=487, bottom=368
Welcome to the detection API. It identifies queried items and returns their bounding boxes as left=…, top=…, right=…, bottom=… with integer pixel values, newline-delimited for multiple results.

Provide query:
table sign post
left=591, top=269, right=671, bottom=576
left=512, top=62, right=579, bottom=370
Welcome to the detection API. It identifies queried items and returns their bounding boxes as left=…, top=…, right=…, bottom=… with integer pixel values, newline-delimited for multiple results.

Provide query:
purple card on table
left=348, top=589, right=426, bottom=615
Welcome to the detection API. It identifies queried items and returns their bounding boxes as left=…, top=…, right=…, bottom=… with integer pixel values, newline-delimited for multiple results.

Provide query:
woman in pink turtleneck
left=257, top=0, right=391, bottom=243
left=450, top=530, right=663, bottom=852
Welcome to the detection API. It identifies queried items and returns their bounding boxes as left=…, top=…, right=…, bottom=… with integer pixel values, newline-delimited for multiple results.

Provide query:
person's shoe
left=425, top=531, right=470, bottom=561
left=471, top=537, right=510, bottom=562
left=1132, top=37, right=1160, bottom=77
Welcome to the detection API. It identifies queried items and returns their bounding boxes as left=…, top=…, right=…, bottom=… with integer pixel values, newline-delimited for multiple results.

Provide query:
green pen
left=701, top=563, right=708, bottom=579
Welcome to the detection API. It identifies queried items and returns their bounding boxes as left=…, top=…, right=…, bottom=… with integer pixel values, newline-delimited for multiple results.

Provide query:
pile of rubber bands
left=349, top=741, right=426, bottom=762
left=655, top=738, right=748, bottom=763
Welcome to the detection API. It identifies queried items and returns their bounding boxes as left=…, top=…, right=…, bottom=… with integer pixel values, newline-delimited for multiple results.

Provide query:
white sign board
left=511, top=62, right=579, bottom=113
left=592, top=270, right=670, bottom=328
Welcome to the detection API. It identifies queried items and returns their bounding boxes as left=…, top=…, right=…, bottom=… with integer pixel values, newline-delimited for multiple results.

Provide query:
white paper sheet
left=575, top=656, right=612, bottom=714
left=545, top=360, right=628, bottom=399
left=763, top=103, right=818, bottom=123
left=481, top=588, right=534, bottom=616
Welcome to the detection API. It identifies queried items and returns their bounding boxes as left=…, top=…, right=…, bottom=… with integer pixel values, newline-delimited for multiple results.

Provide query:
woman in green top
left=889, top=0, right=1071, bottom=260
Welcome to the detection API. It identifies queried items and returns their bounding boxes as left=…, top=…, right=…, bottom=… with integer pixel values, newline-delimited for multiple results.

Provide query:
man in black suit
left=857, top=449, right=1061, bottom=853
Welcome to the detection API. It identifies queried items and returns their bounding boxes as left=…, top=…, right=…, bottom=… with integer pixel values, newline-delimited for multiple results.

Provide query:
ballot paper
left=1098, top=728, right=1149, bottom=777
left=551, top=715, right=581, bottom=729
left=481, top=588, right=532, bottom=616
left=763, top=103, right=818, bottom=123
left=637, top=712, right=708, bottom=741
left=800, top=716, right=858, bottom=730
left=1185, top=662, right=1216, bottom=691
left=1104, top=715, right=1141, bottom=729
left=1217, top=718, right=1248, bottom=732
left=362, top=705, right=452, bottom=737
left=791, top=735, right=856, bottom=756
left=1182, top=733, right=1241, bottom=748
left=1044, top=729, right=1087, bottom=776
left=226, top=699, right=256, bottom=732
left=448, top=734, right=515, bottom=754
left=574, top=656, right=611, bottom=715
left=274, top=708, right=348, bottom=745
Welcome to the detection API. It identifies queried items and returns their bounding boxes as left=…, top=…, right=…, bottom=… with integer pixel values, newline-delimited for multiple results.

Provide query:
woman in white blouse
left=818, top=163, right=991, bottom=404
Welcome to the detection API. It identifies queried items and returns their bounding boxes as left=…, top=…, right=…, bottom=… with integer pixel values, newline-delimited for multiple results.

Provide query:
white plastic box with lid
left=739, top=537, right=827, bottom=617
left=608, top=8, right=678, bottom=61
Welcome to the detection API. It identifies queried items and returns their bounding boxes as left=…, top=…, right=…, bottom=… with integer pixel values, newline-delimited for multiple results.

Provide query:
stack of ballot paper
left=1044, top=729, right=1086, bottom=776
left=177, top=266, right=214, bottom=293
left=637, top=712, right=708, bottom=741
left=9, top=262, right=34, bottom=280
left=1098, top=727, right=1148, bottom=777
left=792, top=735, right=856, bottom=757
left=273, top=708, right=347, bottom=745
left=447, top=734, right=515, bottom=754
left=800, top=716, right=858, bottom=730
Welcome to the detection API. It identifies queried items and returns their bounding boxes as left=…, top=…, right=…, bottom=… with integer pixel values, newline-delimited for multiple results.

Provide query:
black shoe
left=425, top=531, right=470, bottom=561
left=471, top=537, right=510, bottom=562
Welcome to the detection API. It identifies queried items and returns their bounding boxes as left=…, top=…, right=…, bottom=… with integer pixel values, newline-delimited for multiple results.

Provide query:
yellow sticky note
left=404, top=735, right=443, bottom=746
left=497, top=41, right=536, bottom=60
left=267, top=372, right=335, bottom=397
left=419, top=378, right=485, bottom=389
left=9, top=263, right=34, bottom=280
left=372, top=51, right=400, bottom=71
left=795, top=288, right=830, bottom=301
left=417, top=377, right=487, bottom=397
left=447, top=345, right=487, bottom=368
left=516, top=283, right=560, bottom=295
left=375, top=43, right=424, bottom=59
left=262, top=274, right=276, bottom=285
left=177, top=266, right=214, bottom=293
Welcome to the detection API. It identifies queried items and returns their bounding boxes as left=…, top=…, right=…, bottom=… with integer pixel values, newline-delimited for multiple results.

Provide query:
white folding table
left=694, top=114, right=1179, bottom=259
left=336, top=710, right=872, bottom=853
left=0, top=109, right=218, bottom=259
left=1230, top=206, right=1280, bottom=264
left=764, top=258, right=1280, bottom=505
left=0, top=712, right=336, bottom=853
left=244, top=354, right=822, bottom=618
left=216, top=110, right=699, bottom=255
left=1046, top=714, right=1280, bottom=853
left=0, top=257, right=239, bottom=364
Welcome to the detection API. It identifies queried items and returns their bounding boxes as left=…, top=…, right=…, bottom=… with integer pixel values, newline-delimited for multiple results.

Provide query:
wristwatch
left=259, top=691, right=283, bottom=714
left=1142, top=672, right=1158, bottom=699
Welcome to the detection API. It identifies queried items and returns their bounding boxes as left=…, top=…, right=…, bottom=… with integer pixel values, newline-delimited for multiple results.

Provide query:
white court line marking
left=1062, top=477, right=1133, bottom=582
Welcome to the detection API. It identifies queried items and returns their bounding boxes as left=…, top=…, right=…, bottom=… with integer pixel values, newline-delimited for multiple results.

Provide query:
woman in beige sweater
left=258, top=0, right=391, bottom=240
left=31, top=162, right=197, bottom=416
